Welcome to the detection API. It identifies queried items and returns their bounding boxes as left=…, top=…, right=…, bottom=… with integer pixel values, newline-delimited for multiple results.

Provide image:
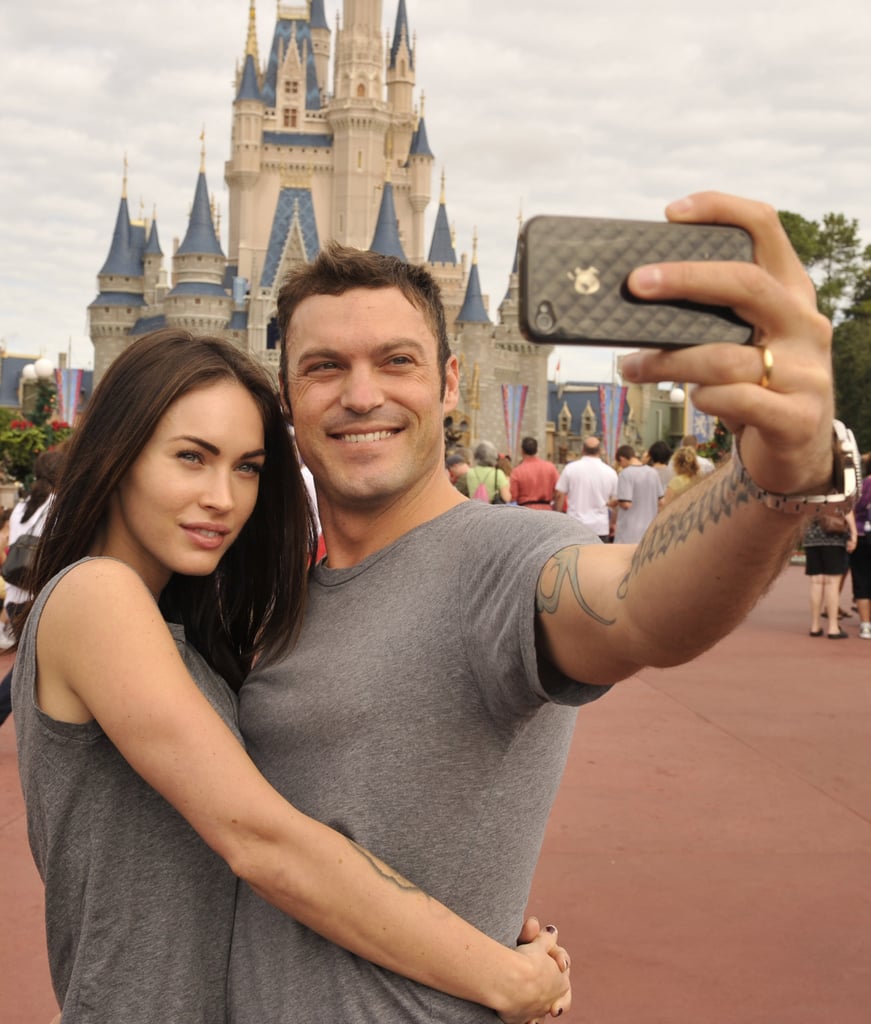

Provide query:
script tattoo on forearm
left=536, top=545, right=616, bottom=625
left=349, top=838, right=422, bottom=893
left=617, top=463, right=748, bottom=599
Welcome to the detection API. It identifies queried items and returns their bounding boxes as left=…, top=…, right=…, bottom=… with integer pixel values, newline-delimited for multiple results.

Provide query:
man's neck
left=318, top=474, right=465, bottom=569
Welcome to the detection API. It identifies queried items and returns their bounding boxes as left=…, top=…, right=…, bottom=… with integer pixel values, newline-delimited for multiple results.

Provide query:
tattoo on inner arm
left=536, top=545, right=616, bottom=625
left=350, top=839, right=422, bottom=894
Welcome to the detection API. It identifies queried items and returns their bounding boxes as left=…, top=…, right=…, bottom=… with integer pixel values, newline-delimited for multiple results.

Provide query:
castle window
left=356, top=83, right=365, bottom=98
left=357, top=150, right=363, bottom=170
left=400, top=60, right=406, bottom=76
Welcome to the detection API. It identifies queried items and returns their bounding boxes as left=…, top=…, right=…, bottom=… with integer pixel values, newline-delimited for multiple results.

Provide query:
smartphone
left=517, top=215, right=754, bottom=348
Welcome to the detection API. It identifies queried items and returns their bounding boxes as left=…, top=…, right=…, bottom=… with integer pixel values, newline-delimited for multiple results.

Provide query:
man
left=612, top=443, right=664, bottom=543
left=229, top=192, right=841, bottom=1022
left=554, top=437, right=618, bottom=541
left=510, top=436, right=560, bottom=510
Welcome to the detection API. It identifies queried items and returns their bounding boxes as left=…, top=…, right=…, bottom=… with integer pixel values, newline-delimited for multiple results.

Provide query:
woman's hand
left=495, top=917, right=572, bottom=1023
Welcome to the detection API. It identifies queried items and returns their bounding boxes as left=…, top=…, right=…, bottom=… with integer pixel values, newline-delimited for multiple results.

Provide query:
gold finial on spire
left=246, top=0, right=260, bottom=62
left=199, top=125, right=206, bottom=172
left=440, top=168, right=446, bottom=205
left=517, top=203, right=524, bottom=234
left=420, top=91, right=426, bottom=118
left=122, top=153, right=128, bottom=199
left=472, top=227, right=479, bottom=265
left=385, top=131, right=394, bottom=182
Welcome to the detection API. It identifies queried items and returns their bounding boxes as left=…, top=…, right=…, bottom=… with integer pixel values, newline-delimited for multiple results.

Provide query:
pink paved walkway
left=2, top=564, right=869, bottom=1022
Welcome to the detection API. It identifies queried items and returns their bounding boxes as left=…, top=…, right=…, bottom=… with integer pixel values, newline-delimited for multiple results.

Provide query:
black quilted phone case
left=517, top=215, right=754, bottom=347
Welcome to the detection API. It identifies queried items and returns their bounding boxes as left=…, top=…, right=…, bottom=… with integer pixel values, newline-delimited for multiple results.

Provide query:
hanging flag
left=54, top=368, right=84, bottom=425
left=501, top=384, right=529, bottom=462
left=598, top=384, right=628, bottom=463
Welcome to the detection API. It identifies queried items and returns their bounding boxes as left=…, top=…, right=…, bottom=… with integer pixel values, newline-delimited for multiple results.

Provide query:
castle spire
left=428, top=169, right=457, bottom=265
left=456, top=230, right=490, bottom=324
left=370, top=178, right=406, bottom=261
left=245, top=0, right=259, bottom=62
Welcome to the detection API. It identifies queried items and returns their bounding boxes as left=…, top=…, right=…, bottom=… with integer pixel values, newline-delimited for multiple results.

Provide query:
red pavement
left=1, top=563, right=869, bottom=1023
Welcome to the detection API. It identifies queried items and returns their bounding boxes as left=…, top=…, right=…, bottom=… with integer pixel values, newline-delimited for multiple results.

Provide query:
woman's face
left=100, top=380, right=266, bottom=596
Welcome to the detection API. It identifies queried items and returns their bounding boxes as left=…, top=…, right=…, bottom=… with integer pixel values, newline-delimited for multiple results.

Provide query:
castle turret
left=456, top=234, right=490, bottom=326
left=309, top=0, right=331, bottom=96
left=386, top=0, right=414, bottom=116
left=226, top=2, right=265, bottom=282
left=426, top=170, right=465, bottom=331
left=165, top=144, right=233, bottom=333
left=405, top=95, right=433, bottom=262
left=143, top=211, right=165, bottom=308
left=89, top=161, right=146, bottom=381
left=370, top=173, right=406, bottom=260
left=328, top=0, right=391, bottom=247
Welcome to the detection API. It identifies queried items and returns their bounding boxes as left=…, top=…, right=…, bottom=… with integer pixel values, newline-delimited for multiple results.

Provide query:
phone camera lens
left=534, top=302, right=556, bottom=334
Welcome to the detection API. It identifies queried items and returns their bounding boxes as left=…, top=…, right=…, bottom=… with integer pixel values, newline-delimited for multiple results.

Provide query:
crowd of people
left=2, top=190, right=867, bottom=1022
left=448, top=427, right=868, bottom=641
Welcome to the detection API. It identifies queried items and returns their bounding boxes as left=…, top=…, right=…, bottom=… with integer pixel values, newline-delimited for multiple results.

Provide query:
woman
left=804, top=505, right=858, bottom=638
left=13, top=330, right=569, bottom=1023
left=661, top=445, right=701, bottom=506
left=466, top=440, right=512, bottom=504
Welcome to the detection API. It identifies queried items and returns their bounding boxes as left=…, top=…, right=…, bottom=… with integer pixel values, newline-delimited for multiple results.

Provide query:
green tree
left=779, top=210, right=871, bottom=450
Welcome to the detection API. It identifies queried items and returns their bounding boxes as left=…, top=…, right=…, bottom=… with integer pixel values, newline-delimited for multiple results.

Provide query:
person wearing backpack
left=465, top=440, right=511, bottom=504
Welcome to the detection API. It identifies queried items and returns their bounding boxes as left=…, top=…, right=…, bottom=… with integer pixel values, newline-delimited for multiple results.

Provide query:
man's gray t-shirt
left=13, top=558, right=241, bottom=1023
left=614, top=464, right=663, bottom=543
left=230, top=502, right=609, bottom=1022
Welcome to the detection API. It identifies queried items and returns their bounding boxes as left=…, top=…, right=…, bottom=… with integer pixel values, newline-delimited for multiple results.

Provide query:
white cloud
left=2, top=0, right=870, bottom=381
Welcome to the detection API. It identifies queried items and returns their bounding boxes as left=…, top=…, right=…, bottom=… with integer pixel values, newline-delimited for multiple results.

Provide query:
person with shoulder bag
left=0, top=448, right=66, bottom=725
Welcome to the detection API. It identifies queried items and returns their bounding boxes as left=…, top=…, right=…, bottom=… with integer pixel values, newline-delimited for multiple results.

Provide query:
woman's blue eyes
left=175, top=450, right=263, bottom=474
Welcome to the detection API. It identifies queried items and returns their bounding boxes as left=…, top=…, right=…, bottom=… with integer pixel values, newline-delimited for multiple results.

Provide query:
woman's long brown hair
left=25, top=328, right=317, bottom=690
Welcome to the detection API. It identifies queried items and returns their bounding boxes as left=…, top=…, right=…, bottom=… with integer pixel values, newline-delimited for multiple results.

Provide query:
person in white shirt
left=555, top=437, right=618, bottom=541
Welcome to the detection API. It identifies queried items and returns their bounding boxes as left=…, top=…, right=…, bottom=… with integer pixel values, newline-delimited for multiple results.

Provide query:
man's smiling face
left=285, top=286, right=458, bottom=513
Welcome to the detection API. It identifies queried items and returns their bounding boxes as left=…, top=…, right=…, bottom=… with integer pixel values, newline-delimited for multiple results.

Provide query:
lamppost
left=20, top=357, right=55, bottom=421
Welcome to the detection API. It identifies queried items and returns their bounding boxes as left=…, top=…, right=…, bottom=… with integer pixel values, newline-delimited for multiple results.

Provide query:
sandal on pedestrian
left=827, top=629, right=848, bottom=639
left=809, top=629, right=823, bottom=637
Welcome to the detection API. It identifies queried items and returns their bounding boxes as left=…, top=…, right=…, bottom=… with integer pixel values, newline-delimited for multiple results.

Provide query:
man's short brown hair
left=276, top=242, right=451, bottom=395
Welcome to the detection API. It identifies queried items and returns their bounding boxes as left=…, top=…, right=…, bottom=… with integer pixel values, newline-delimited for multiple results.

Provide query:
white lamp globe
left=669, top=386, right=685, bottom=405
left=34, top=357, right=54, bottom=380
left=21, top=364, right=37, bottom=382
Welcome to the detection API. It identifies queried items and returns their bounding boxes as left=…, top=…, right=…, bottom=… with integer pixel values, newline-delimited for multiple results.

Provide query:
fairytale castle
left=87, top=0, right=554, bottom=456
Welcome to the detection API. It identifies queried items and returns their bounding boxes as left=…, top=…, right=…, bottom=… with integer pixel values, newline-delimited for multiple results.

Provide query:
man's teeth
left=341, top=430, right=394, bottom=443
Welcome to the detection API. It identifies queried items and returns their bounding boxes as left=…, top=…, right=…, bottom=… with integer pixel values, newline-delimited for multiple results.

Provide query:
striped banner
left=54, top=368, right=84, bottom=424
left=598, top=384, right=628, bottom=462
left=501, top=384, right=528, bottom=462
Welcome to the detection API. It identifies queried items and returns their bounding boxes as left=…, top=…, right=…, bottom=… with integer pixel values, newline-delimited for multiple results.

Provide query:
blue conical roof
left=456, top=262, right=490, bottom=324
left=176, top=171, right=224, bottom=256
left=236, top=52, right=262, bottom=101
left=310, top=0, right=329, bottom=30
left=408, top=116, right=433, bottom=159
left=99, top=196, right=142, bottom=277
left=145, top=218, right=162, bottom=256
left=370, top=182, right=406, bottom=260
left=389, top=0, right=413, bottom=70
left=428, top=202, right=456, bottom=264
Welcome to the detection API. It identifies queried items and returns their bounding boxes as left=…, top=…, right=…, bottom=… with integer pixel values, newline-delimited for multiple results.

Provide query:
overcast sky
left=3, top=0, right=870, bottom=380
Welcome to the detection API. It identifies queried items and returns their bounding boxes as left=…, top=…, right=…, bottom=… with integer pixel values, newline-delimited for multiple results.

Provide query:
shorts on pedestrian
left=804, top=544, right=848, bottom=576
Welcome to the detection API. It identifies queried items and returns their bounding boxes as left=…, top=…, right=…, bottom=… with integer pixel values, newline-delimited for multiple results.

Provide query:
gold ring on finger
left=758, top=345, right=774, bottom=389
